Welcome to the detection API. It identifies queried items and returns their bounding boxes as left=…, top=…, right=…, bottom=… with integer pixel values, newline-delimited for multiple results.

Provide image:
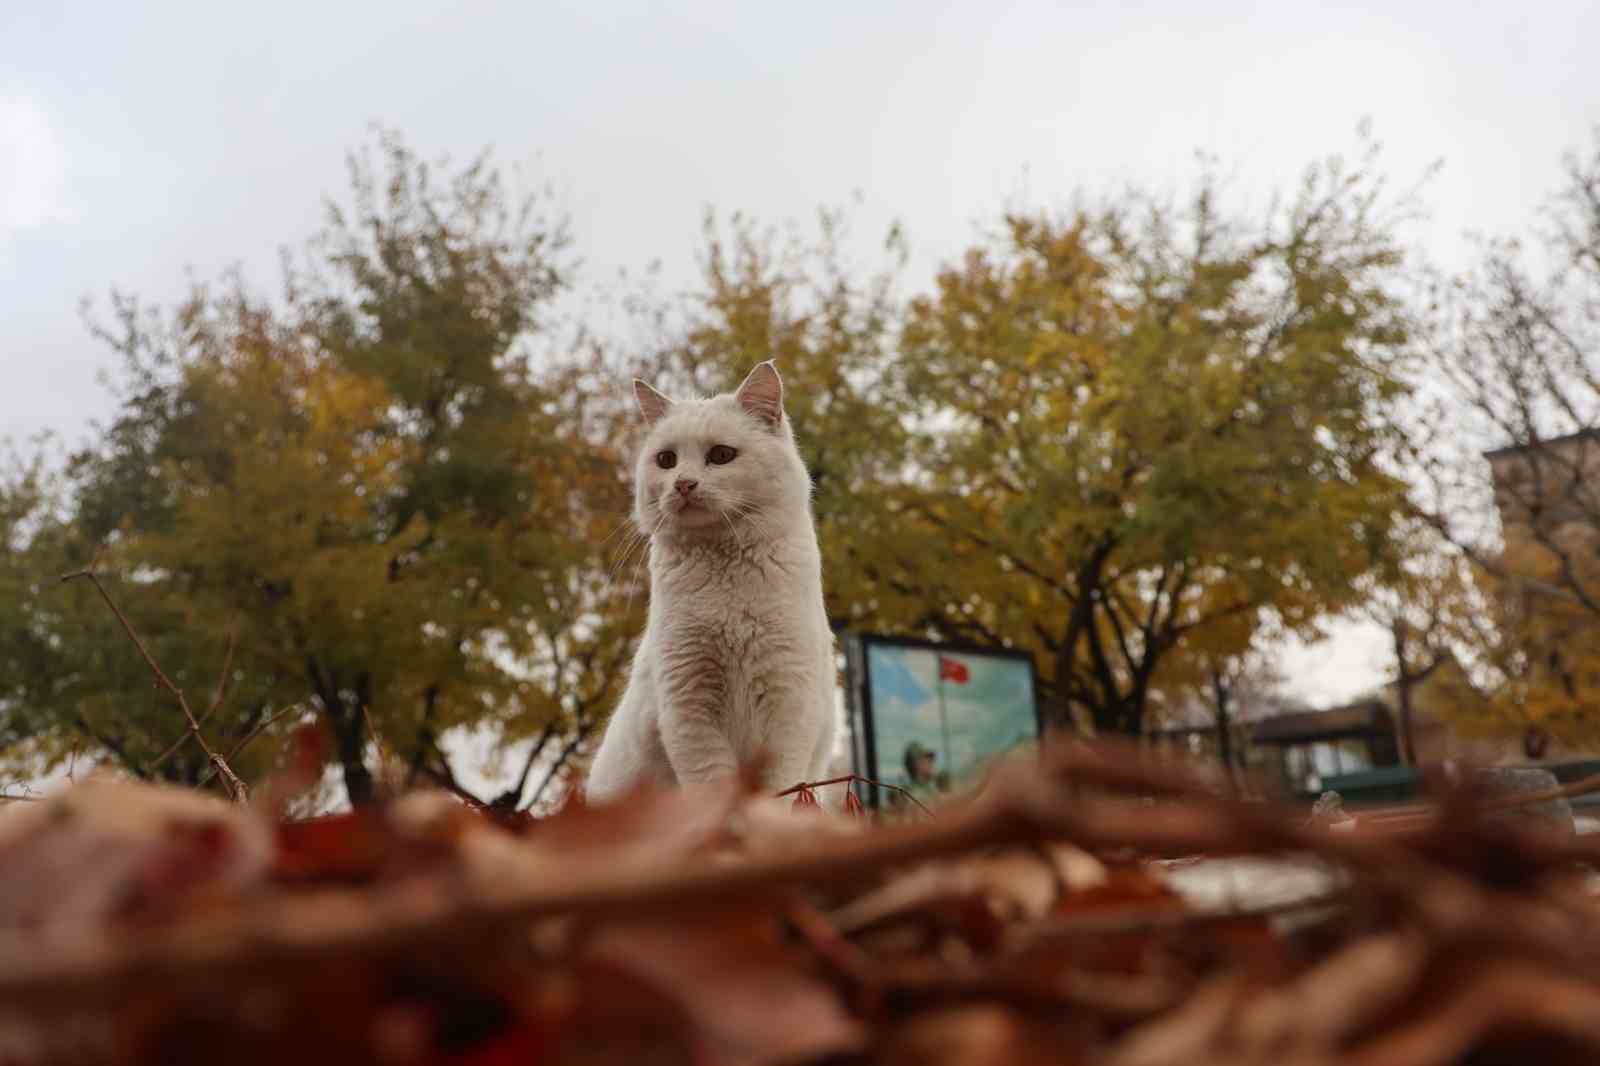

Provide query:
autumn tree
left=883, top=149, right=1417, bottom=736
left=1350, top=525, right=1492, bottom=764
left=637, top=147, right=1418, bottom=741
left=0, top=131, right=634, bottom=804
left=1416, top=131, right=1600, bottom=746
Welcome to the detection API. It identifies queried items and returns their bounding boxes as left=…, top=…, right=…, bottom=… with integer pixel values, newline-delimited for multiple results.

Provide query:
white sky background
left=3, top=0, right=1598, bottom=737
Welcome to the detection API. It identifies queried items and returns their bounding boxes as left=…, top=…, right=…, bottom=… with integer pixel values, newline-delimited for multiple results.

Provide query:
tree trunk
left=1391, top=622, right=1417, bottom=766
left=331, top=707, right=375, bottom=807
left=1052, top=539, right=1118, bottom=733
left=531, top=723, right=591, bottom=809
left=1051, top=624, right=1090, bottom=732
left=1395, top=684, right=1417, bottom=767
left=407, top=684, right=441, bottom=788
left=1212, top=670, right=1235, bottom=776
left=307, top=655, right=375, bottom=807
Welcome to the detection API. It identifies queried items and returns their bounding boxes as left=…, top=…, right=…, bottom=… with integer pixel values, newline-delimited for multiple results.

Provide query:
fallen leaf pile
left=3, top=743, right=1599, bottom=1066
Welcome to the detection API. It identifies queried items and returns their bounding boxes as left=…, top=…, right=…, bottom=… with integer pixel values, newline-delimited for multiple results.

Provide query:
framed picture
left=843, top=633, right=1041, bottom=809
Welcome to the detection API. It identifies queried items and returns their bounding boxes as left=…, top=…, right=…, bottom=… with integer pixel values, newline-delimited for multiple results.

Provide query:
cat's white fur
left=585, top=362, right=837, bottom=801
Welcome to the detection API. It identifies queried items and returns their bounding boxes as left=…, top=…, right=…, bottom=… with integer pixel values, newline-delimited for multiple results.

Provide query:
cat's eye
left=655, top=450, right=677, bottom=470
left=706, top=445, right=738, bottom=465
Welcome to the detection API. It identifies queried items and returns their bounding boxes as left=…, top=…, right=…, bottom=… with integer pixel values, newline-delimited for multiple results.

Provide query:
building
left=1485, top=429, right=1600, bottom=535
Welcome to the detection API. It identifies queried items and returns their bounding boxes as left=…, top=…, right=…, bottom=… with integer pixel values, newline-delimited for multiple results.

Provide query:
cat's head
left=630, top=361, right=809, bottom=539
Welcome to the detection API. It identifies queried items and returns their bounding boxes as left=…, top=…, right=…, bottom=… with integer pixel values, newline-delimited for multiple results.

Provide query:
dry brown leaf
left=585, top=899, right=864, bottom=1066
left=877, top=1002, right=1089, bottom=1066
left=0, top=778, right=272, bottom=942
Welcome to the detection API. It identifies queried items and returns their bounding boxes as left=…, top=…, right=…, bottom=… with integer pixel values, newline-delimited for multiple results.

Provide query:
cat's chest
left=651, top=556, right=817, bottom=659
left=659, top=608, right=768, bottom=664
left=654, top=549, right=807, bottom=608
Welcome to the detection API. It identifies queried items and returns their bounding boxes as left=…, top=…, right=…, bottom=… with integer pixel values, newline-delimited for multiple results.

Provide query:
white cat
left=585, top=362, right=838, bottom=802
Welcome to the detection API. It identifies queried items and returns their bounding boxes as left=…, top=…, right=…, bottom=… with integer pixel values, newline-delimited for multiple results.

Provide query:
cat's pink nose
left=674, top=478, right=699, bottom=496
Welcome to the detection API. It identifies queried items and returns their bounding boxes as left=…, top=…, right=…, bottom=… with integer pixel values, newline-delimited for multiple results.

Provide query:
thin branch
left=194, top=704, right=308, bottom=790
left=405, top=684, right=441, bottom=789
left=1008, top=889, right=1350, bottom=951
left=420, top=764, right=491, bottom=808
left=149, top=623, right=239, bottom=774
left=776, top=773, right=935, bottom=817
left=1099, top=586, right=1138, bottom=669
left=494, top=722, right=557, bottom=809
left=527, top=721, right=590, bottom=811
left=204, top=622, right=240, bottom=720
left=360, top=703, right=392, bottom=776
left=59, top=556, right=247, bottom=803
left=1476, top=770, right=1600, bottom=814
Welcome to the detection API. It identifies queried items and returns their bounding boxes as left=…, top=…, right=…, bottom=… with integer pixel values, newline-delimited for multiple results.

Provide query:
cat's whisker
left=621, top=510, right=668, bottom=619
left=616, top=529, right=649, bottom=574
left=609, top=503, right=669, bottom=578
left=606, top=530, right=645, bottom=586
left=598, top=515, right=638, bottom=551
left=718, top=508, right=744, bottom=551
left=728, top=502, right=783, bottom=545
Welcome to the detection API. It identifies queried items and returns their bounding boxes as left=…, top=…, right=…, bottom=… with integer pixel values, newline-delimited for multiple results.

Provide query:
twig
left=1353, top=772, right=1600, bottom=829
left=60, top=554, right=247, bottom=803
left=495, top=723, right=556, bottom=809
left=783, top=896, right=878, bottom=985
left=526, top=725, right=589, bottom=811
left=146, top=731, right=193, bottom=775
left=194, top=704, right=307, bottom=790
left=205, top=623, right=240, bottom=720
left=1009, top=890, right=1351, bottom=951
left=224, top=704, right=305, bottom=762
left=155, top=622, right=242, bottom=771
left=360, top=704, right=393, bottom=780
left=1478, top=771, right=1600, bottom=813
left=777, top=773, right=935, bottom=817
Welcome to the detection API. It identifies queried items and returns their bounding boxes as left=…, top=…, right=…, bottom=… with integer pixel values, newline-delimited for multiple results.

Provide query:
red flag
left=937, top=656, right=970, bottom=684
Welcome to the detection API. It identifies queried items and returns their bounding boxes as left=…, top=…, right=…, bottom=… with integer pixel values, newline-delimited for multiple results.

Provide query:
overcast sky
left=3, top=0, right=1598, bottom=710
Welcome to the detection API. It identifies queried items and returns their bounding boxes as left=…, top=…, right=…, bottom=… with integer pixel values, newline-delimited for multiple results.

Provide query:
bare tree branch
left=60, top=552, right=247, bottom=803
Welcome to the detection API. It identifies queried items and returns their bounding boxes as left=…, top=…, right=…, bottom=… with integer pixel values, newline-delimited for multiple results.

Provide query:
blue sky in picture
left=864, top=643, right=1037, bottom=789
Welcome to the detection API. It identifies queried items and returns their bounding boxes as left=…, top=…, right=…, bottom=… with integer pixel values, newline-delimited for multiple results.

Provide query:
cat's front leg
left=657, top=670, right=740, bottom=785
left=754, top=687, right=830, bottom=795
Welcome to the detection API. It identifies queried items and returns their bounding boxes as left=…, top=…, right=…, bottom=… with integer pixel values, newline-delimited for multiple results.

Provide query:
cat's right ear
left=633, top=380, right=674, bottom=425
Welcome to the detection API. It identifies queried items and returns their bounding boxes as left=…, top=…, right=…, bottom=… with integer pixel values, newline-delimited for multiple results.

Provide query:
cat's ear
left=735, top=361, right=784, bottom=428
left=633, top=379, right=674, bottom=425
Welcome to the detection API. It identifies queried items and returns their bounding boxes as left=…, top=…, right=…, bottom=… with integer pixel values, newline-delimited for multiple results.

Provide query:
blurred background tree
left=878, top=147, right=1418, bottom=736
left=1415, top=133, right=1600, bottom=749
left=0, top=131, right=635, bottom=805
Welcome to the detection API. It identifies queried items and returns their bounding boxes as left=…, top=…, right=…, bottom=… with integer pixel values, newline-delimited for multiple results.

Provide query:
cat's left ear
left=633, top=379, right=674, bottom=425
left=735, top=361, right=784, bottom=428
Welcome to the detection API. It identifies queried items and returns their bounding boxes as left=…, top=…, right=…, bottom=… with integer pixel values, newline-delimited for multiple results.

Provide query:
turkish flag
left=937, top=656, right=970, bottom=684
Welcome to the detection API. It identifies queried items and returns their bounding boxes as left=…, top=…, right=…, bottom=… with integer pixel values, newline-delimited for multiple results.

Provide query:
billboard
left=845, top=634, right=1040, bottom=809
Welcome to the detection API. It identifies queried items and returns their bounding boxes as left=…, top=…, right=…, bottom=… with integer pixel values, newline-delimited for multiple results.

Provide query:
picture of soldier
left=852, top=636, right=1040, bottom=812
left=889, top=740, right=950, bottom=809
